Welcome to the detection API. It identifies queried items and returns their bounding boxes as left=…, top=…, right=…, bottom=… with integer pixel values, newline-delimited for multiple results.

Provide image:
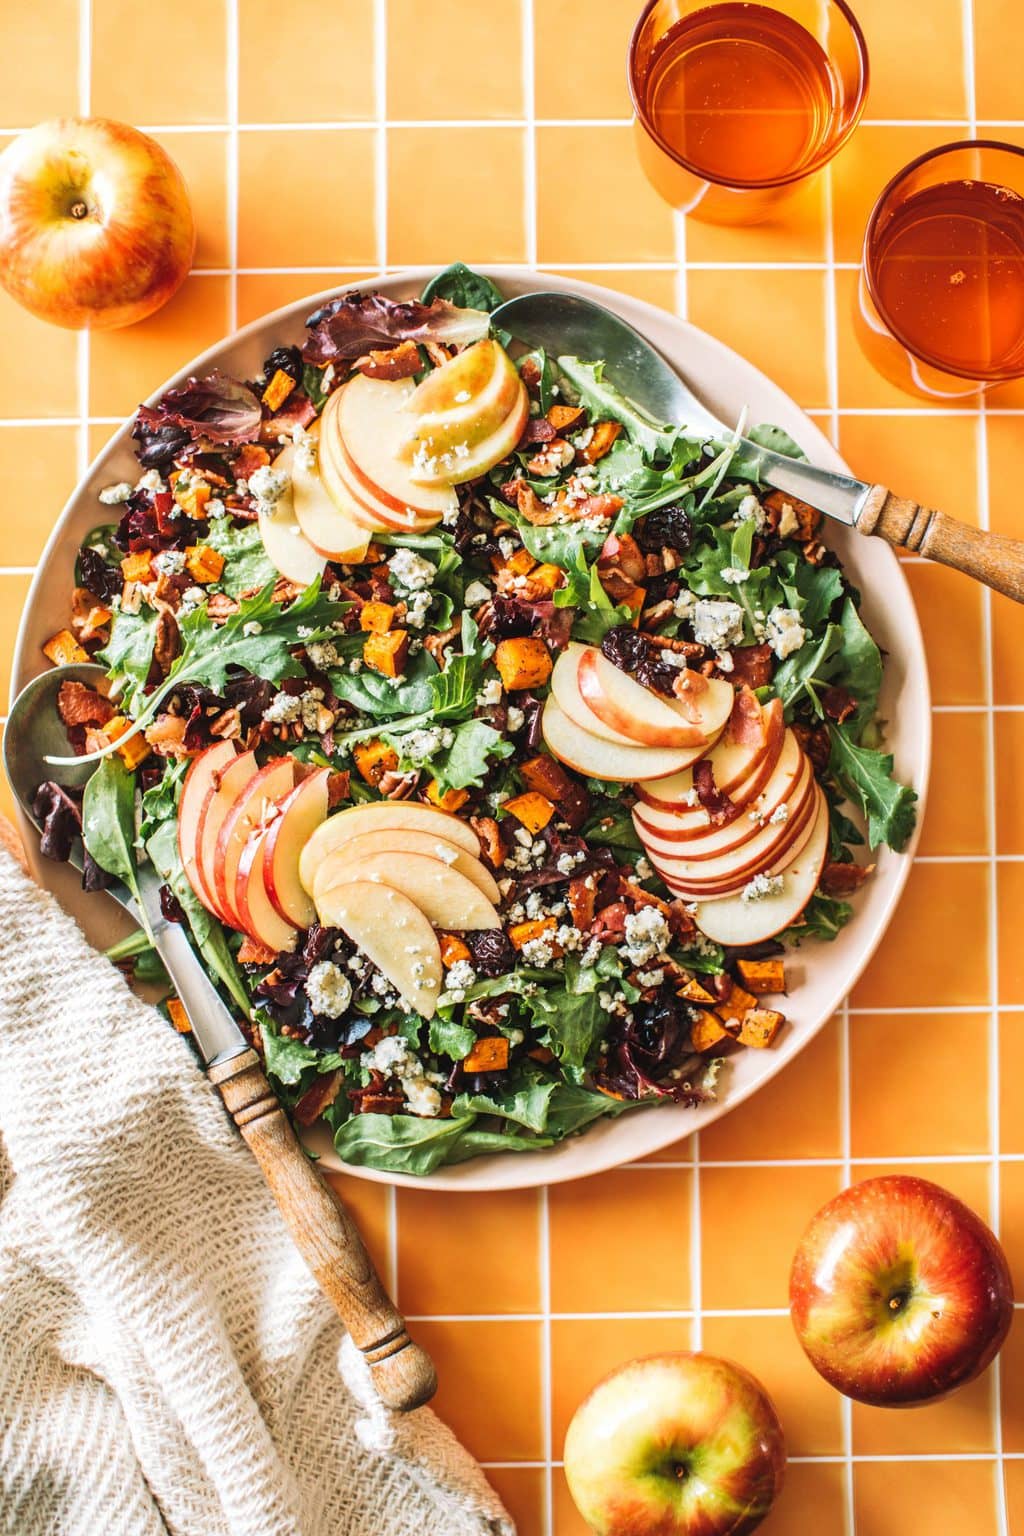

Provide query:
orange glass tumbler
left=628, top=0, right=868, bottom=225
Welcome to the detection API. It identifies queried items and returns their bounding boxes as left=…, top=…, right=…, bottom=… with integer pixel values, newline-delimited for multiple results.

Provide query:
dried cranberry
left=159, top=885, right=187, bottom=924
left=637, top=505, right=694, bottom=554
left=600, top=625, right=679, bottom=698
left=262, top=344, right=304, bottom=384
left=466, top=929, right=515, bottom=978
left=76, top=544, right=122, bottom=603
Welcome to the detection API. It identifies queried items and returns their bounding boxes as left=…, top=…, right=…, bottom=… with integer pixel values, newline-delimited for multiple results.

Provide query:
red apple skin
left=563, top=1352, right=785, bottom=1536
left=0, top=118, right=195, bottom=329
left=790, top=1176, right=1014, bottom=1408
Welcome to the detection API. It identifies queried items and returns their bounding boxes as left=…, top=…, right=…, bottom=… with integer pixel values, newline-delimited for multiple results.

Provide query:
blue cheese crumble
left=388, top=548, right=435, bottom=591
left=765, top=606, right=806, bottom=659
left=305, top=961, right=353, bottom=1018
left=692, top=599, right=744, bottom=651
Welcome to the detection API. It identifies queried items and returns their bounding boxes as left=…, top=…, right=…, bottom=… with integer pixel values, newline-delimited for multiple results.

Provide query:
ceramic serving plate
left=11, top=267, right=930, bottom=1191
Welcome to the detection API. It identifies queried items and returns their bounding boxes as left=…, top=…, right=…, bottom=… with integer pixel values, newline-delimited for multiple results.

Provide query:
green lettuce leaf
left=827, top=724, right=918, bottom=851
left=203, top=518, right=278, bottom=597
left=421, top=262, right=504, bottom=313
left=81, top=756, right=149, bottom=931
left=555, top=356, right=678, bottom=459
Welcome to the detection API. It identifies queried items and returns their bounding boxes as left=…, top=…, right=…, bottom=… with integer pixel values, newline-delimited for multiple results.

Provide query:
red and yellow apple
left=401, top=337, right=529, bottom=484
left=563, top=1352, right=785, bottom=1536
left=790, top=1175, right=1015, bottom=1407
left=0, top=117, right=194, bottom=329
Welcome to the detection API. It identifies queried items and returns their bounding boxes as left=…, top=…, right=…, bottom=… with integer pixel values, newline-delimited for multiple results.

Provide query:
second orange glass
left=628, top=0, right=868, bottom=225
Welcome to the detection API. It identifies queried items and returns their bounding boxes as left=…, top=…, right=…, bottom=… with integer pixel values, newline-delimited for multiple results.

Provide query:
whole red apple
left=0, top=117, right=194, bottom=329
left=563, top=1352, right=785, bottom=1536
left=790, top=1175, right=1014, bottom=1408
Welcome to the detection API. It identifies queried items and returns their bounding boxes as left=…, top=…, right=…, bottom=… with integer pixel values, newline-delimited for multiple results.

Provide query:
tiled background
left=1, top=1, right=1023, bottom=1532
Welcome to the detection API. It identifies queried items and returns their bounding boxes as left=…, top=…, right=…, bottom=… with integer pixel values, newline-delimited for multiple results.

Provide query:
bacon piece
left=354, top=339, right=421, bottom=380
left=515, top=482, right=561, bottom=526
left=238, top=936, right=278, bottom=965
left=327, top=770, right=351, bottom=807
left=728, top=688, right=767, bottom=747
left=693, top=760, right=738, bottom=827
left=821, top=685, right=857, bottom=724
left=293, top=1070, right=342, bottom=1126
left=820, top=861, right=875, bottom=897
left=598, top=532, right=646, bottom=584
left=145, top=714, right=191, bottom=758
left=57, top=680, right=115, bottom=729
left=670, top=667, right=709, bottom=722
left=728, top=644, right=773, bottom=690
left=590, top=901, right=628, bottom=941
left=470, top=815, right=507, bottom=871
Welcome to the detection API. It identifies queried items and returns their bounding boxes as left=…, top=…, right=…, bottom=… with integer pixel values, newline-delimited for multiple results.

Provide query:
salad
left=36, top=263, right=917, bottom=1176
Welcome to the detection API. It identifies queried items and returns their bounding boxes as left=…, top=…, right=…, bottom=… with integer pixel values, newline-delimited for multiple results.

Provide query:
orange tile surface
left=1, top=4, right=1022, bottom=1533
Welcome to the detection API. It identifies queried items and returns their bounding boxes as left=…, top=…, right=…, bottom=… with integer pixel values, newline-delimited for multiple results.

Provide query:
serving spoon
left=491, top=290, right=1024, bottom=605
left=3, top=662, right=437, bottom=1413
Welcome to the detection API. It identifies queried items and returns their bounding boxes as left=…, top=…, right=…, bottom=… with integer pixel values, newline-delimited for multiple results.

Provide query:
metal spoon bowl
left=4, top=663, right=106, bottom=856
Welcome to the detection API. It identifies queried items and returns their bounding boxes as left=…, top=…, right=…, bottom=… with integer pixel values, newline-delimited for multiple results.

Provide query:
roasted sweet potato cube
left=462, top=1036, right=510, bottom=1073
left=120, top=551, right=154, bottom=584
left=494, top=636, right=552, bottom=691
left=175, top=480, right=211, bottom=519
left=262, top=367, right=297, bottom=412
left=529, top=562, right=563, bottom=594
left=104, top=715, right=151, bottom=770
left=715, top=983, right=761, bottom=1026
left=581, top=420, right=622, bottom=463
left=546, top=403, right=586, bottom=435
left=185, top=545, right=226, bottom=585
left=736, top=1009, right=786, bottom=1048
left=518, top=751, right=589, bottom=830
left=763, top=490, right=821, bottom=541
left=439, top=932, right=472, bottom=968
left=508, top=916, right=557, bottom=951
left=360, top=600, right=397, bottom=634
left=503, top=791, right=556, bottom=833
left=678, top=977, right=717, bottom=1006
left=353, top=738, right=399, bottom=786
left=166, top=998, right=191, bottom=1033
left=690, top=1009, right=730, bottom=1052
left=425, top=779, right=469, bottom=812
left=363, top=629, right=409, bottom=678
left=736, top=958, right=787, bottom=995
left=503, top=547, right=538, bottom=578
left=293, top=1069, right=342, bottom=1126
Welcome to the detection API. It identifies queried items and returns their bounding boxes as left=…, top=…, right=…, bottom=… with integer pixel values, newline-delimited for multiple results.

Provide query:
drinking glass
left=628, top=0, right=869, bottom=225
left=856, top=140, right=1024, bottom=399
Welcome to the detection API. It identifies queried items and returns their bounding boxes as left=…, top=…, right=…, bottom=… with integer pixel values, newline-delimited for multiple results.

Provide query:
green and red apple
left=790, top=1175, right=1015, bottom=1407
left=563, top=1352, right=785, bottom=1536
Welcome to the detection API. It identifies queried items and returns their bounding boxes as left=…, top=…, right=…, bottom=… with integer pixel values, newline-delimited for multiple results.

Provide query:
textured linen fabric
left=0, top=847, right=514, bottom=1536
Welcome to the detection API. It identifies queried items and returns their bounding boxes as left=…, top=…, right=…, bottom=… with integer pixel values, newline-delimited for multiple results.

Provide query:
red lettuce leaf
left=302, top=290, right=490, bottom=366
left=136, top=370, right=263, bottom=447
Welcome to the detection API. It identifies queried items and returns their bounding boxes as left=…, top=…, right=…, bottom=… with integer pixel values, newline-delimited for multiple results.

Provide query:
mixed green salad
left=37, top=263, right=916, bottom=1175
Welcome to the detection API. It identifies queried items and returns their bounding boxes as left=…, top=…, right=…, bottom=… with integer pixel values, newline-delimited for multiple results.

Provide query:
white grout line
left=75, top=0, right=92, bottom=484
left=538, top=1188, right=554, bottom=1536
left=373, top=0, right=388, bottom=278
left=10, top=114, right=1015, bottom=135
left=387, top=1187, right=399, bottom=1301
left=522, top=0, right=538, bottom=273
left=225, top=0, right=239, bottom=332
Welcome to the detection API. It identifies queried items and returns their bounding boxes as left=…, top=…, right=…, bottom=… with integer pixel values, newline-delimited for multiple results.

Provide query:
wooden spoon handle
left=857, top=484, right=1024, bottom=604
left=208, top=1048, right=436, bottom=1412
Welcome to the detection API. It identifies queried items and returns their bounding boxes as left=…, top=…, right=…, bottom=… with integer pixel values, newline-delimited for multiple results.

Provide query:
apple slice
left=640, top=756, right=814, bottom=879
left=337, top=374, right=459, bottom=517
left=288, top=429, right=371, bottom=563
left=214, top=758, right=297, bottom=929
left=298, top=800, right=481, bottom=894
left=549, top=644, right=708, bottom=762
left=235, top=827, right=300, bottom=954
left=649, top=782, right=818, bottom=899
left=195, top=749, right=259, bottom=920
left=407, top=387, right=530, bottom=487
left=256, top=441, right=330, bottom=585
left=311, top=827, right=500, bottom=904
left=691, top=790, right=830, bottom=944
left=633, top=732, right=803, bottom=851
left=541, top=695, right=707, bottom=783
left=402, top=338, right=525, bottom=459
left=637, top=697, right=785, bottom=812
left=315, top=879, right=443, bottom=1018
left=317, top=850, right=501, bottom=931
left=577, top=647, right=734, bottom=750
left=178, top=740, right=239, bottom=912
left=263, top=768, right=332, bottom=928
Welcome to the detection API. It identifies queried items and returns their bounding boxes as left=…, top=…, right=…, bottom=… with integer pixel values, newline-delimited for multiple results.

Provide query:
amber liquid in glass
left=870, top=179, right=1024, bottom=379
left=641, top=2, right=837, bottom=184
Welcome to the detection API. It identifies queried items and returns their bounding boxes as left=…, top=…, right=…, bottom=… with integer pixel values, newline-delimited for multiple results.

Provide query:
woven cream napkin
left=0, top=843, right=514, bottom=1536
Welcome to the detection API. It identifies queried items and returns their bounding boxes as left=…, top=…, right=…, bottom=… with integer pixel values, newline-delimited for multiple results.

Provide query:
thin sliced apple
left=640, top=756, right=814, bottom=878
left=337, top=374, right=459, bottom=516
left=288, top=429, right=370, bottom=563
left=541, top=695, right=705, bottom=783
left=334, top=438, right=439, bottom=531
left=577, top=647, right=735, bottom=750
left=298, top=800, right=481, bottom=894
left=318, top=850, right=500, bottom=931
left=311, top=827, right=500, bottom=904
left=645, top=768, right=817, bottom=894
left=637, top=697, right=785, bottom=812
left=178, top=740, right=238, bottom=913
left=263, top=768, right=331, bottom=928
left=402, top=338, right=525, bottom=459
left=214, top=758, right=297, bottom=929
left=315, top=879, right=443, bottom=1018
left=692, top=790, right=830, bottom=944
left=195, top=749, right=259, bottom=920
left=633, top=732, right=803, bottom=851
left=235, top=827, right=299, bottom=954
left=658, top=796, right=821, bottom=900
left=550, top=644, right=705, bottom=760
left=256, top=441, right=329, bottom=585
left=407, top=389, right=530, bottom=487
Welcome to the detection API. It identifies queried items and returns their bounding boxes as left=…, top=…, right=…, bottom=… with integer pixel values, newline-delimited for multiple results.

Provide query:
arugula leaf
left=428, top=612, right=491, bottom=719
left=556, top=356, right=678, bottom=459
left=515, top=348, right=556, bottom=412
left=582, top=803, right=644, bottom=852
left=263, top=1026, right=328, bottom=1086
left=203, top=518, right=278, bottom=597
left=827, top=724, right=918, bottom=851
left=775, top=551, right=844, bottom=632
left=500, top=497, right=609, bottom=568
left=421, top=262, right=504, bottom=313
left=81, top=756, right=150, bottom=934
left=553, top=546, right=634, bottom=644
left=331, top=647, right=439, bottom=718
left=533, top=955, right=610, bottom=1076
left=726, top=422, right=806, bottom=480
left=688, top=522, right=785, bottom=637
left=139, top=756, right=187, bottom=840
left=97, top=608, right=159, bottom=704
left=831, top=597, right=883, bottom=736
left=171, top=579, right=340, bottom=694
left=443, top=1125, right=555, bottom=1163
left=428, top=1015, right=477, bottom=1060
left=455, top=1071, right=558, bottom=1132
left=145, top=821, right=252, bottom=1016
left=302, top=363, right=330, bottom=410
left=785, top=891, right=854, bottom=943
left=429, top=718, right=514, bottom=791
left=772, top=622, right=843, bottom=713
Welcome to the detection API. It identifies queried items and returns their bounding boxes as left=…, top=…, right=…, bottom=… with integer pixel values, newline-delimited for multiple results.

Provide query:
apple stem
left=70, top=200, right=88, bottom=220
